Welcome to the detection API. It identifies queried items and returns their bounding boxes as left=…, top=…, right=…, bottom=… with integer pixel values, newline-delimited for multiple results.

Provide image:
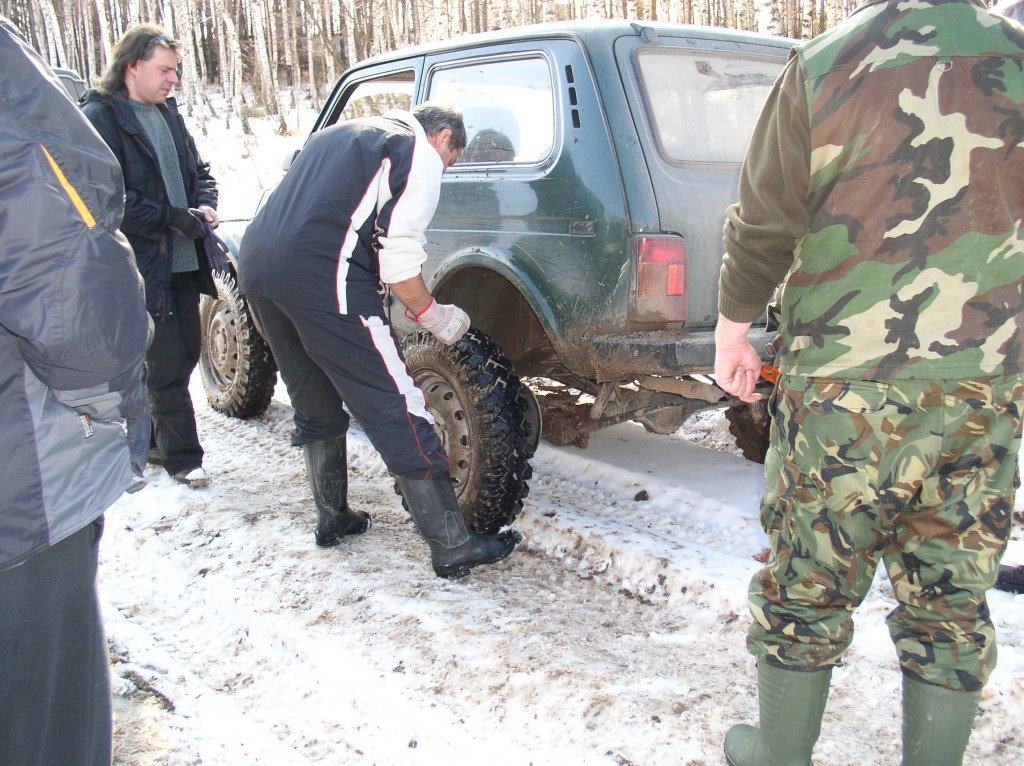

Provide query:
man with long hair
left=82, top=24, right=219, bottom=489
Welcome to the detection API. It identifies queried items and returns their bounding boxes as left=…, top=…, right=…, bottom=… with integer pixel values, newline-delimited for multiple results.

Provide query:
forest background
left=3, top=0, right=868, bottom=136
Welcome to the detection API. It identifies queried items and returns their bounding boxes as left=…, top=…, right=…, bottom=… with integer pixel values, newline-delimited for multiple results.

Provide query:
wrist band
left=405, top=297, right=435, bottom=323
left=412, top=298, right=435, bottom=321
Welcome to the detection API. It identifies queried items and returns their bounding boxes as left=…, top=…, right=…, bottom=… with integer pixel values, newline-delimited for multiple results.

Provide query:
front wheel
left=199, top=270, right=277, bottom=419
left=402, top=328, right=533, bottom=533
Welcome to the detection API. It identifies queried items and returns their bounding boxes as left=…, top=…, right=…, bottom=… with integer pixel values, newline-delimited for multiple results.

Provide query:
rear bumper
left=585, top=326, right=777, bottom=381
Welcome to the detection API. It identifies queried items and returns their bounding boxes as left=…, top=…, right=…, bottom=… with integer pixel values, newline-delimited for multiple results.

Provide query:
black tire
left=725, top=401, right=771, bottom=464
left=402, top=328, right=533, bottom=533
left=199, top=270, right=277, bottom=419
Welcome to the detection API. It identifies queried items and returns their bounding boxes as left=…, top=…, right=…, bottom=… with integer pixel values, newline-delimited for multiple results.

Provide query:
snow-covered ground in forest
left=101, top=90, right=1024, bottom=765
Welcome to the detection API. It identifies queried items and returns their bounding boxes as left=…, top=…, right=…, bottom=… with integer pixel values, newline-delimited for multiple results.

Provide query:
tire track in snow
left=100, top=384, right=1023, bottom=765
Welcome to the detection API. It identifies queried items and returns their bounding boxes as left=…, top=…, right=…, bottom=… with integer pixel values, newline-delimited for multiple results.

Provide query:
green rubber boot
left=724, top=662, right=832, bottom=766
left=901, top=675, right=980, bottom=766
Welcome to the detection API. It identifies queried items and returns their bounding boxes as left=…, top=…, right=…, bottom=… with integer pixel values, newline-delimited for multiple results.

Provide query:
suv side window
left=636, top=50, right=780, bottom=165
left=428, top=57, right=554, bottom=165
left=340, top=71, right=415, bottom=120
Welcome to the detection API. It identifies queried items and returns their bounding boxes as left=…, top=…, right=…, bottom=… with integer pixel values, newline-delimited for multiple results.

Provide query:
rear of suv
left=204, top=20, right=794, bottom=530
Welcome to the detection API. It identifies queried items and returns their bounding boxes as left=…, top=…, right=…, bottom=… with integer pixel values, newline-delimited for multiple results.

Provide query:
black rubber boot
left=395, top=473, right=520, bottom=579
left=303, top=435, right=370, bottom=547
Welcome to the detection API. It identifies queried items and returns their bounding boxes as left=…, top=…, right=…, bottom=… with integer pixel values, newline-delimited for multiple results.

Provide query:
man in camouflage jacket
left=714, top=2, right=1024, bottom=764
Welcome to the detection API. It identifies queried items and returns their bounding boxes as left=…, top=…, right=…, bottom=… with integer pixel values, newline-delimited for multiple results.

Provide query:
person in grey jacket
left=0, top=17, right=150, bottom=766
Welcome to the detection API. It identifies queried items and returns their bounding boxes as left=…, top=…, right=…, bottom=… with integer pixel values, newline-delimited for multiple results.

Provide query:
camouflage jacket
left=720, top=0, right=1024, bottom=379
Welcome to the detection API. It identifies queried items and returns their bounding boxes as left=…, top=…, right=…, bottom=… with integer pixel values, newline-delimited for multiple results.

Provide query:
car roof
left=51, top=66, right=87, bottom=100
left=347, top=19, right=795, bottom=72
left=52, top=66, right=84, bottom=80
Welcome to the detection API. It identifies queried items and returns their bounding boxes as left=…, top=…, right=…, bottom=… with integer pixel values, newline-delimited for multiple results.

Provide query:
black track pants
left=248, top=296, right=449, bottom=479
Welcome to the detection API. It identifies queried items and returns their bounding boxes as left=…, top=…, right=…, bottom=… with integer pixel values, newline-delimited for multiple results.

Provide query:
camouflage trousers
left=747, top=373, right=1024, bottom=691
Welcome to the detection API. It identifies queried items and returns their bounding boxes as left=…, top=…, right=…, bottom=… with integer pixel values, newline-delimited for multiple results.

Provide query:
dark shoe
left=126, top=476, right=148, bottom=494
left=724, top=662, right=832, bottom=766
left=173, top=466, right=210, bottom=488
left=395, top=473, right=520, bottom=579
left=303, top=435, right=370, bottom=547
left=995, top=564, right=1024, bottom=594
left=431, top=529, right=521, bottom=580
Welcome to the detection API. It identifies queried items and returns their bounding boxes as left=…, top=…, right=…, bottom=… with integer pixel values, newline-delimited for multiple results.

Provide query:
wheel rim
left=416, top=370, right=472, bottom=496
left=204, top=299, right=237, bottom=390
left=518, top=384, right=542, bottom=455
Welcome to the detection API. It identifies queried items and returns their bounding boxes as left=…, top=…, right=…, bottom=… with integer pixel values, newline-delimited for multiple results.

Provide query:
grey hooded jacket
left=1, top=18, right=151, bottom=570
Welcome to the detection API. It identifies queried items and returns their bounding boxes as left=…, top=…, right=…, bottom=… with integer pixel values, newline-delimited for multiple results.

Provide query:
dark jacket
left=80, top=88, right=218, bottom=319
left=1, top=18, right=150, bottom=569
left=238, top=111, right=443, bottom=317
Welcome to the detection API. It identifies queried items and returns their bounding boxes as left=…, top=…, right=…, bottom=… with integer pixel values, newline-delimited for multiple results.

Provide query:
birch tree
left=2, top=0, right=906, bottom=118
left=249, top=0, right=287, bottom=132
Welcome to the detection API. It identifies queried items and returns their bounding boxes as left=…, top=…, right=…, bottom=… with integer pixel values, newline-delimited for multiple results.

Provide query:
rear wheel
left=725, top=401, right=771, bottom=463
left=199, top=270, right=277, bottom=419
left=402, top=328, right=533, bottom=533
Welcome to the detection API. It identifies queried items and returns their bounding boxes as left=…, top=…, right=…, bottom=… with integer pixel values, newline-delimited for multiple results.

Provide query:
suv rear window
left=428, top=57, right=554, bottom=165
left=637, top=50, right=782, bottom=165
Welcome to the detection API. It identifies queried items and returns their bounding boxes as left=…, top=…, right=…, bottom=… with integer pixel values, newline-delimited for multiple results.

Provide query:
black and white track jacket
left=239, top=110, right=443, bottom=317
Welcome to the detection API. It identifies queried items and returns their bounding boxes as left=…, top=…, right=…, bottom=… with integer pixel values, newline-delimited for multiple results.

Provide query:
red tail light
left=635, top=236, right=686, bottom=323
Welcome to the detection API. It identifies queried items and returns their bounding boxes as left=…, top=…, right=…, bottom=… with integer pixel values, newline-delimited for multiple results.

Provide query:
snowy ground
left=100, top=90, right=1024, bottom=765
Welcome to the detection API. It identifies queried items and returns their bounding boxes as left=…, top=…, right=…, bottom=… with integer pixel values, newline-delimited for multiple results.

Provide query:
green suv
left=202, top=20, right=794, bottom=530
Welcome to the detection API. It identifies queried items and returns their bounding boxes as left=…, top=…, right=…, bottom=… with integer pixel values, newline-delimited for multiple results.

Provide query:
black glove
left=168, top=207, right=206, bottom=240
left=200, top=227, right=233, bottom=273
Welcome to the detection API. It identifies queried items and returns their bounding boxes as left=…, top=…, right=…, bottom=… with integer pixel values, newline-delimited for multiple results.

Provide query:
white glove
left=417, top=299, right=470, bottom=345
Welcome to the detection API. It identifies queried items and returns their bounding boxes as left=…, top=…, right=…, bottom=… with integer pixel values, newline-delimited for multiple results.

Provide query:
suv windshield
left=637, top=49, right=782, bottom=164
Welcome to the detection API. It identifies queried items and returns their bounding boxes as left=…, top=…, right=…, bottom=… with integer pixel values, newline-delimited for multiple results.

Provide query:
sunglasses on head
left=146, top=33, right=174, bottom=48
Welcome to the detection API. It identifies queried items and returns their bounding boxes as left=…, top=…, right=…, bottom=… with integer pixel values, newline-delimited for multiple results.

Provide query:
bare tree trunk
left=80, top=0, right=97, bottom=85
left=37, top=0, right=68, bottom=66
left=284, top=0, right=299, bottom=106
left=409, top=0, right=422, bottom=44
left=765, top=0, right=783, bottom=36
left=437, top=0, right=451, bottom=39
left=219, top=0, right=252, bottom=134
left=246, top=0, right=286, bottom=134
left=93, top=0, right=114, bottom=79
left=803, top=0, right=817, bottom=38
left=303, top=0, right=318, bottom=99
left=165, top=0, right=195, bottom=112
